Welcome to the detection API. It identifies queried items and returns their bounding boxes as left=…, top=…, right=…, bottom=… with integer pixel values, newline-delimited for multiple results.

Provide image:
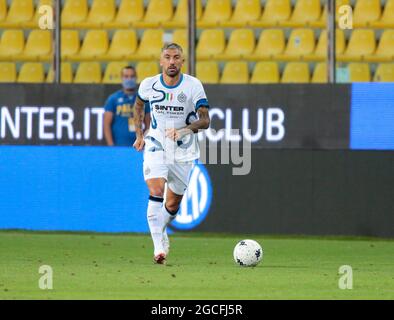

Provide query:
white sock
left=161, top=204, right=178, bottom=231
left=147, top=196, right=165, bottom=255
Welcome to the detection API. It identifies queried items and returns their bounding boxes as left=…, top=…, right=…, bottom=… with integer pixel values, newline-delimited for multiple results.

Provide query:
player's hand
left=133, top=136, right=145, bottom=151
left=165, top=128, right=179, bottom=141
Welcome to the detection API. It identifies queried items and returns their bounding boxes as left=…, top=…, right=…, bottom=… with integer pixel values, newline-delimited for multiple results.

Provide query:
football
left=233, top=239, right=263, bottom=267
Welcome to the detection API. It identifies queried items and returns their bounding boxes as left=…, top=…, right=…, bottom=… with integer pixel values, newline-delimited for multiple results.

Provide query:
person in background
left=104, top=66, right=150, bottom=146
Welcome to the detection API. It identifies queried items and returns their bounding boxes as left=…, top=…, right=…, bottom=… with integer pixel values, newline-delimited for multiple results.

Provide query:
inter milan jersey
left=137, top=74, right=209, bottom=163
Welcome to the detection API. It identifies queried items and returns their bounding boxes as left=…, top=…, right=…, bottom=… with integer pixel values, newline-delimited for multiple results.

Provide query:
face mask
left=122, top=78, right=137, bottom=90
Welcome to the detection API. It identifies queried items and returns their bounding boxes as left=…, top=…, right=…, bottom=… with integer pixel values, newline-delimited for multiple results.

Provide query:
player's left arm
left=166, top=106, right=210, bottom=141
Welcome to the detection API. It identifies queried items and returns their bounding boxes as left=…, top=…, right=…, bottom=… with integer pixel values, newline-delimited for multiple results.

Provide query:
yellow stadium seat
left=74, top=62, right=101, bottom=83
left=46, top=62, right=73, bottom=83
left=339, top=29, right=376, bottom=62
left=348, top=63, right=370, bottom=82
left=251, top=0, right=291, bottom=27
left=284, top=0, right=321, bottom=27
left=222, top=0, right=261, bottom=27
left=75, top=30, right=108, bottom=60
left=252, top=29, right=285, bottom=60
left=172, top=29, right=188, bottom=55
left=250, top=62, right=280, bottom=83
left=18, top=62, right=45, bottom=83
left=282, top=62, right=310, bottom=83
left=220, top=62, right=249, bottom=84
left=279, top=28, right=315, bottom=61
left=196, top=61, right=219, bottom=84
left=372, top=0, right=394, bottom=28
left=0, top=63, right=16, bottom=82
left=369, top=30, right=394, bottom=62
left=0, top=30, right=24, bottom=60
left=311, top=62, right=327, bottom=83
left=134, top=29, right=164, bottom=60
left=196, top=29, right=225, bottom=60
left=80, top=0, right=115, bottom=28
left=61, top=0, right=88, bottom=27
left=61, top=30, right=80, bottom=58
left=20, top=30, right=52, bottom=61
left=373, top=63, right=394, bottom=82
left=103, top=30, right=137, bottom=60
left=102, top=61, right=129, bottom=84
left=2, top=0, right=34, bottom=27
left=138, top=0, right=173, bottom=28
left=311, top=0, right=350, bottom=28
left=310, top=29, right=345, bottom=60
left=0, top=0, right=6, bottom=22
left=199, top=0, right=232, bottom=27
left=218, top=29, right=255, bottom=60
left=166, top=0, right=202, bottom=28
left=353, top=0, right=381, bottom=27
left=107, top=0, right=144, bottom=27
left=136, top=61, right=159, bottom=83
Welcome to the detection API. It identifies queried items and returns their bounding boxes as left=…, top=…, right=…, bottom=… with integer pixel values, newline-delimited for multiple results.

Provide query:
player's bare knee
left=165, top=200, right=180, bottom=213
left=149, top=187, right=164, bottom=198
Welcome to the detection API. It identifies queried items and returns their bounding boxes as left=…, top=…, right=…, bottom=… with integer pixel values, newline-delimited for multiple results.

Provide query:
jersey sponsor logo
left=170, top=162, right=212, bottom=230
left=154, top=105, right=185, bottom=112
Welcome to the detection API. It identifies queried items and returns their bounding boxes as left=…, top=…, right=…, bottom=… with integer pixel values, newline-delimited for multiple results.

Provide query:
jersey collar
left=160, top=73, right=183, bottom=89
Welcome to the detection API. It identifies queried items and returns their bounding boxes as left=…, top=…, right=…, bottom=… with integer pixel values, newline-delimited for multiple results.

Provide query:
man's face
left=160, top=48, right=184, bottom=78
left=122, top=68, right=136, bottom=81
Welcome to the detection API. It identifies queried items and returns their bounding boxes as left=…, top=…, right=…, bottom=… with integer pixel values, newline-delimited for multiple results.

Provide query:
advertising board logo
left=170, top=162, right=212, bottom=230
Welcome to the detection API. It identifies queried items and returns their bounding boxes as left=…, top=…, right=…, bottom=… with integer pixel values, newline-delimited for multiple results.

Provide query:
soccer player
left=132, top=43, right=210, bottom=264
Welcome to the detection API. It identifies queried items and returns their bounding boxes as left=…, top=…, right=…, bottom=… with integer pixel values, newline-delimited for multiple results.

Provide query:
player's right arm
left=132, top=96, right=146, bottom=151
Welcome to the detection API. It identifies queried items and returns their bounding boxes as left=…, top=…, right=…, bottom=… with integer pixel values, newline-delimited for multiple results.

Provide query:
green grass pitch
left=0, top=231, right=393, bottom=299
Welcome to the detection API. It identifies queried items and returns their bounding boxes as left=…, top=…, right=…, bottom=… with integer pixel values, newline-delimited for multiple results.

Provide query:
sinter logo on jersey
left=170, top=162, right=212, bottom=230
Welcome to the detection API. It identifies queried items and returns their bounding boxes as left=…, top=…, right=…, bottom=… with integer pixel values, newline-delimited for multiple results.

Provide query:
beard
left=165, top=66, right=180, bottom=78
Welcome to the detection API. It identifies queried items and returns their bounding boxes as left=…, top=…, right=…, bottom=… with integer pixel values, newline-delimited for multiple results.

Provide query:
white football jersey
left=138, top=73, right=209, bottom=163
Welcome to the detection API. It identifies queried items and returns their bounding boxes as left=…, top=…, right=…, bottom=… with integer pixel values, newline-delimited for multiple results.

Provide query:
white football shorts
left=143, top=159, right=193, bottom=195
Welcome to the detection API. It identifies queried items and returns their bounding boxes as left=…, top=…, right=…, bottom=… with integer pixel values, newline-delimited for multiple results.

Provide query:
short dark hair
left=122, top=65, right=136, bottom=74
left=161, top=43, right=183, bottom=53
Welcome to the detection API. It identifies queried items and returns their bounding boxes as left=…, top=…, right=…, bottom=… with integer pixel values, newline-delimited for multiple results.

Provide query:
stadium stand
left=17, top=62, right=45, bottom=82
left=353, top=0, right=381, bottom=27
left=373, top=63, right=394, bottom=81
left=250, top=61, right=280, bottom=83
left=251, top=29, right=285, bottom=60
left=220, top=61, right=249, bottom=83
left=0, top=29, right=25, bottom=59
left=0, top=0, right=393, bottom=83
left=102, top=60, right=128, bottom=83
left=196, top=28, right=226, bottom=59
left=106, top=0, right=144, bottom=28
left=136, top=60, right=159, bottom=82
left=103, top=29, right=137, bottom=60
left=281, top=62, right=310, bottom=83
left=217, top=28, right=255, bottom=60
left=61, top=0, right=88, bottom=27
left=0, top=62, right=17, bottom=82
left=199, top=0, right=232, bottom=27
left=196, top=61, right=220, bottom=83
left=74, top=61, right=102, bottom=83
left=222, top=0, right=261, bottom=27
left=19, top=29, right=52, bottom=61
left=311, top=61, right=327, bottom=83
left=46, top=62, right=73, bottom=82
